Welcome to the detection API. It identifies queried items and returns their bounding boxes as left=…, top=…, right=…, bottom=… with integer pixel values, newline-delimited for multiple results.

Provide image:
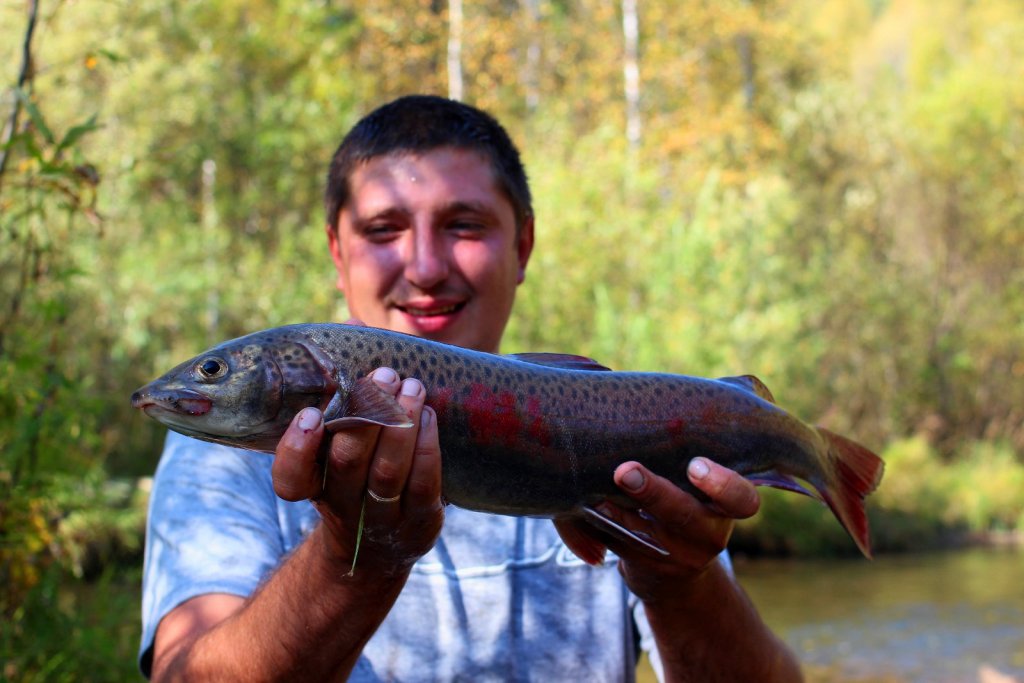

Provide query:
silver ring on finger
left=367, top=488, right=401, bottom=504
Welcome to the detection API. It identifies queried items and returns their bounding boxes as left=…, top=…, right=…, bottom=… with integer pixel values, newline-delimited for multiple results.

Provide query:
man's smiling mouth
left=398, top=302, right=465, bottom=316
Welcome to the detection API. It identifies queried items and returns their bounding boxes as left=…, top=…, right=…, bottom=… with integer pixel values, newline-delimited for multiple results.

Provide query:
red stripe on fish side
left=430, top=386, right=455, bottom=418
left=666, top=417, right=686, bottom=437
left=525, top=396, right=551, bottom=448
left=465, top=382, right=522, bottom=447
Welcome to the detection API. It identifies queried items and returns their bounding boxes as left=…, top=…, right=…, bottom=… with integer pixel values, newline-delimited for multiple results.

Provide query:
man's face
left=327, top=148, right=534, bottom=354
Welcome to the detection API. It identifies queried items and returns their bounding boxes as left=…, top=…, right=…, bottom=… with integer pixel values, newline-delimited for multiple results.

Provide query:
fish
left=131, top=323, right=885, bottom=557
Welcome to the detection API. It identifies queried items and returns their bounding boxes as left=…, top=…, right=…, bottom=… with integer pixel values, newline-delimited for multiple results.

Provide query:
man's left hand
left=554, top=459, right=760, bottom=600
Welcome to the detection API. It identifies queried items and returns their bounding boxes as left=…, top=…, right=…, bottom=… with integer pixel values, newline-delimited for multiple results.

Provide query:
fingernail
left=420, top=407, right=434, bottom=428
left=622, top=467, right=645, bottom=491
left=401, top=378, right=422, bottom=397
left=688, top=458, right=710, bottom=480
left=297, top=407, right=321, bottom=432
left=372, top=367, right=398, bottom=384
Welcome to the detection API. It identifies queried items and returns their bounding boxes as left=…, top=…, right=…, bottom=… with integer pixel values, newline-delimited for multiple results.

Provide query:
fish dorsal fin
left=507, top=353, right=613, bottom=372
left=717, top=375, right=776, bottom=403
left=324, top=376, right=414, bottom=430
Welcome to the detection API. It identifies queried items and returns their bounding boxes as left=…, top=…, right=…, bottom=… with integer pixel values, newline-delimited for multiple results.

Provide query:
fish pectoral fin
left=506, top=353, right=613, bottom=372
left=581, top=506, right=670, bottom=557
left=324, top=376, right=414, bottom=431
left=717, top=375, right=777, bottom=403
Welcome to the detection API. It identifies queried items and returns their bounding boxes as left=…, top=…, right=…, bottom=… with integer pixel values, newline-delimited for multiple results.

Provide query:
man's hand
left=151, top=367, right=446, bottom=682
left=610, top=458, right=758, bottom=597
left=555, top=458, right=759, bottom=596
left=554, top=463, right=803, bottom=681
left=272, top=366, right=445, bottom=576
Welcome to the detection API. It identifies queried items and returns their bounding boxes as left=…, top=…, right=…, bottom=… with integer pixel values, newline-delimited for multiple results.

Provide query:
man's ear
left=516, top=215, right=535, bottom=285
left=325, top=224, right=346, bottom=293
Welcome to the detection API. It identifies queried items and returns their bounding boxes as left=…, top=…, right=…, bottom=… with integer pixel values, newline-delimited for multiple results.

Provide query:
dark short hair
left=325, top=95, right=532, bottom=233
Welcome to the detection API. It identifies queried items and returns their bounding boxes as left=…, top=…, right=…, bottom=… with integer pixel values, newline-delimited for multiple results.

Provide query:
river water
left=735, top=547, right=1024, bottom=682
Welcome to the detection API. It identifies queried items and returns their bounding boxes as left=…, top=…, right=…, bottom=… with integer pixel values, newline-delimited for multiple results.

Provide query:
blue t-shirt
left=140, top=432, right=732, bottom=680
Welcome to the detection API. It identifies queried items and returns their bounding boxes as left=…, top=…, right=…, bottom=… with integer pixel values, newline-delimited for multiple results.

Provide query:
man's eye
left=363, top=224, right=402, bottom=241
left=449, top=221, right=485, bottom=237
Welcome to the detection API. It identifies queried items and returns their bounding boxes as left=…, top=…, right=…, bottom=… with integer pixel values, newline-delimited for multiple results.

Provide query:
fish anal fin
left=717, top=375, right=776, bottom=403
left=747, top=471, right=819, bottom=500
left=325, top=376, right=413, bottom=431
left=581, top=505, right=670, bottom=557
left=507, top=353, right=613, bottom=372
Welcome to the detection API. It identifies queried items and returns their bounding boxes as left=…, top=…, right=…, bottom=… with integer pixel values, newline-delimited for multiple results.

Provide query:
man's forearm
left=153, top=524, right=408, bottom=682
left=644, top=563, right=803, bottom=683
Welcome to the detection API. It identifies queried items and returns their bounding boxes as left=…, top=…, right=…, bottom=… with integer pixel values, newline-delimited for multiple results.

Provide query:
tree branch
left=0, top=0, right=41, bottom=196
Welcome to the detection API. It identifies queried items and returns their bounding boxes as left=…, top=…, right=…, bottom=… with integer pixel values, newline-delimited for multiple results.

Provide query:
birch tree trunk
left=522, top=0, right=541, bottom=112
left=448, top=0, right=464, bottom=101
left=201, top=159, right=220, bottom=343
left=622, top=0, right=641, bottom=149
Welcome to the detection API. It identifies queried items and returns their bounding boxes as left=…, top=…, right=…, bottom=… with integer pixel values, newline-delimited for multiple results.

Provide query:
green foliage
left=1, top=0, right=1023, bottom=673
left=1, top=564, right=143, bottom=683
left=734, top=438, right=1024, bottom=557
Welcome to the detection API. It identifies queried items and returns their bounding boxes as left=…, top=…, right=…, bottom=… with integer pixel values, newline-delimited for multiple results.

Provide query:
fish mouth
left=131, top=387, right=213, bottom=416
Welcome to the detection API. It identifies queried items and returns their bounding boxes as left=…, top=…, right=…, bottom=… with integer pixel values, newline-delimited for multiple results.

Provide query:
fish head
left=131, top=334, right=338, bottom=452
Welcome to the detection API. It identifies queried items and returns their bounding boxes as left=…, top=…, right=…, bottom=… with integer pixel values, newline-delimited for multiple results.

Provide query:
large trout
left=131, top=323, right=885, bottom=557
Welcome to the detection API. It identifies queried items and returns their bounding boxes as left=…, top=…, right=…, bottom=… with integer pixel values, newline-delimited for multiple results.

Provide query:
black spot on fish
left=341, top=350, right=351, bottom=360
left=375, top=340, right=384, bottom=351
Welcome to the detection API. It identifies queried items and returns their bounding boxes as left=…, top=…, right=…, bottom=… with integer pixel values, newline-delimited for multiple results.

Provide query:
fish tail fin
left=816, top=427, right=885, bottom=558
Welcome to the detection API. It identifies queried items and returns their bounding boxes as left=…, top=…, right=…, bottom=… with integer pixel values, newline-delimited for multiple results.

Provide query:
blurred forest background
left=1, top=0, right=1022, bottom=679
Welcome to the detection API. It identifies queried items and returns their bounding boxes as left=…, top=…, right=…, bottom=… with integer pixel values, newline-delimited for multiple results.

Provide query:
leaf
left=98, top=48, right=127, bottom=64
left=14, top=88, right=55, bottom=145
left=57, top=114, right=101, bottom=154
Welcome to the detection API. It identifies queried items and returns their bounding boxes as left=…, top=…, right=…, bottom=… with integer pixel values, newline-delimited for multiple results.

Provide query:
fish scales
left=132, top=323, right=885, bottom=557
left=295, top=325, right=818, bottom=515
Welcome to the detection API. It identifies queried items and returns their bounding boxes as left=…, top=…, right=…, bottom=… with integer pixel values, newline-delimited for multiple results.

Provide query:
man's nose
left=405, top=231, right=449, bottom=289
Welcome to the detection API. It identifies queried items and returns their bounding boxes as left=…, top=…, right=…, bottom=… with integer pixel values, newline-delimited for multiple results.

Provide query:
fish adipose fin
left=815, top=427, right=885, bottom=558
left=581, top=505, right=670, bottom=556
left=717, top=375, right=776, bottom=403
left=506, top=353, right=613, bottom=372
left=324, top=376, right=414, bottom=430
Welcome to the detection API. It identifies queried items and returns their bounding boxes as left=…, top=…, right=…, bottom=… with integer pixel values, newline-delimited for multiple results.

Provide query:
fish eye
left=195, top=357, right=228, bottom=381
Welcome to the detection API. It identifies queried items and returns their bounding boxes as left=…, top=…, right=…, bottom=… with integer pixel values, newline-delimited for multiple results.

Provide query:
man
left=140, top=95, right=802, bottom=681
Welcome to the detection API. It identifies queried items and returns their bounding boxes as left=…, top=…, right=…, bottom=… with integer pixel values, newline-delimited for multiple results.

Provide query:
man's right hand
left=150, top=368, right=444, bottom=681
left=272, top=366, right=445, bottom=576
